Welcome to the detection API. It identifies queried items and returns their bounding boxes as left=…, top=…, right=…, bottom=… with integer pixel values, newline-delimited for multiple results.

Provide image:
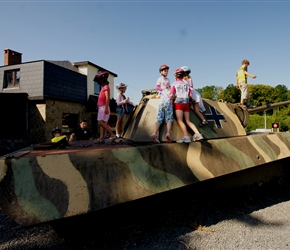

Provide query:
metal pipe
left=248, top=100, right=290, bottom=114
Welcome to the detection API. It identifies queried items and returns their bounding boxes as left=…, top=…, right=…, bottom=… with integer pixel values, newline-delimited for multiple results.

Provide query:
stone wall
left=0, top=98, right=122, bottom=156
left=29, top=99, right=96, bottom=143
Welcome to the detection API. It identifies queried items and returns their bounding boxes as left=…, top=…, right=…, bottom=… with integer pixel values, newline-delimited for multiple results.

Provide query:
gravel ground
left=1, top=177, right=290, bottom=250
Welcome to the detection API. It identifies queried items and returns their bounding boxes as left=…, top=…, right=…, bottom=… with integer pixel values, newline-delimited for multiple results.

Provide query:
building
left=0, top=49, right=118, bottom=155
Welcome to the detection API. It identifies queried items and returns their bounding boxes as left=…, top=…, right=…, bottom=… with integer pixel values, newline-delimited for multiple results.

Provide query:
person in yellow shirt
left=51, top=127, right=67, bottom=142
left=236, top=59, right=257, bottom=107
left=51, top=127, right=69, bottom=148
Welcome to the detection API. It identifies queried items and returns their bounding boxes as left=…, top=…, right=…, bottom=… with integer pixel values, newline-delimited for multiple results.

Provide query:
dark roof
left=1, top=60, right=118, bottom=78
left=47, top=60, right=80, bottom=73
left=73, top=61, right=118, bottom=77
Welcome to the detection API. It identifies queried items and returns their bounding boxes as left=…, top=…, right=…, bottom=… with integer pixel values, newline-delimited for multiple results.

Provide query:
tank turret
left=124, top=90, right=290, bottom=142
left=124, top=91, right=248, bottom=142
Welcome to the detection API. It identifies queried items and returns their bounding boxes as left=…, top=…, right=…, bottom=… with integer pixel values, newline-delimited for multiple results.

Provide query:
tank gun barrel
left=248, top=100, right=290, bottom=114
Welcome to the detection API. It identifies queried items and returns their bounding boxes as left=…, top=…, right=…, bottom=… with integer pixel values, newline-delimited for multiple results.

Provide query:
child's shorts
left=97, top=105, right=110, bottom=122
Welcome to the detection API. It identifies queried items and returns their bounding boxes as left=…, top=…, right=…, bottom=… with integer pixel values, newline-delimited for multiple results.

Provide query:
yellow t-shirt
left=237, top=66, right=247, bottom=84
left=51, top=135, right=67, bottom=143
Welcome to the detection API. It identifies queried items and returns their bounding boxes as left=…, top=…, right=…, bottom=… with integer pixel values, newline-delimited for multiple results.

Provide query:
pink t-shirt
left=170, top=80, right=191, bottom=104
left=97, top=85, right=110, bottom=106
left=156, top=76, right=170, bottom=91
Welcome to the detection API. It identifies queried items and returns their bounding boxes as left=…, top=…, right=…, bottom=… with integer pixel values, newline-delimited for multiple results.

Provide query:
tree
left=273, top=85, right=288, bottom=102
left=217, top=84, right=240, bottom=103
left=197, top=83, right=290, bottom=131
left=197, top=85, right=223, bottom=101
left=249, top=84, right=275, bottom=107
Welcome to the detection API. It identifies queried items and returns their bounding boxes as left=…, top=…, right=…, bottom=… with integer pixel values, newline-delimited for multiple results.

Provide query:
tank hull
left=1, top=132, right=290, bottom=226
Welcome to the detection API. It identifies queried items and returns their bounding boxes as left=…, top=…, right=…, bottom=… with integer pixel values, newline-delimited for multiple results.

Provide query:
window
left=94, top=81, right=101, bottom=94
left=62, top=113, right=79, bottom=135
left=4, top=69, right=20, bottom=88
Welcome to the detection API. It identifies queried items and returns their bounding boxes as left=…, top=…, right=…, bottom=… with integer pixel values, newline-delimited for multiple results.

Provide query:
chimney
left=4, top=49, right=22, bottom=66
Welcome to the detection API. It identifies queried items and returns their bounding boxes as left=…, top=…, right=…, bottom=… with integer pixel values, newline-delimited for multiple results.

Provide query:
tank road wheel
left=234, top=104, right=249, bottom=127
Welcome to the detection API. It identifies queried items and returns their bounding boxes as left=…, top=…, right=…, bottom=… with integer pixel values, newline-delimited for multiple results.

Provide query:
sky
left=0, top=0, right=290, bottom=103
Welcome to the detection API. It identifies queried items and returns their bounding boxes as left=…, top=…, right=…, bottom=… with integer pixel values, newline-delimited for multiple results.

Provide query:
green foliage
left=273, top=85, right=289, bottom=102
left=246, top=111, right=290, bottom=132
left=199, top=83, right=290, bottom=132
left=197, top=85, right=223, bottom=101
left=217, top=84, right=240, bottom=103
left=249, top=84, right=274, bottom=106
left=245, top=114, right=265, bottom=132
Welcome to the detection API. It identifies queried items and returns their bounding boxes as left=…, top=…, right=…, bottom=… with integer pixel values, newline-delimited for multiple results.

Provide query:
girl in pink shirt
left=94, top=71, right=116, bottom=143
left=170, top=68, right=203, bottom=143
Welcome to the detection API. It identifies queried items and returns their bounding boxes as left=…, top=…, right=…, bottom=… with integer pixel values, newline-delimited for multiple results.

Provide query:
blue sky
left=0, top=0, right=289, bottom=103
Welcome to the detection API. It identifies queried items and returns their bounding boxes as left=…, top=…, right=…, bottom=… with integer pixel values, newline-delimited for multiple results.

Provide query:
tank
left=1, top=90, right=290, bottom=227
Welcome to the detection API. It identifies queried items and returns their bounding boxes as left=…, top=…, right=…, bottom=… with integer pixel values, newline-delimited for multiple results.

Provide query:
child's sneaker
left=176, top=136, right=191, bottom=143
left=193, top=133, right=204, bottom=142
left=150, top=133, right=160, bottom=144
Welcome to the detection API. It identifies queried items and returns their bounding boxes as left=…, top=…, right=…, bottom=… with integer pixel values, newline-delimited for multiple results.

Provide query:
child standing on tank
left=181, top=66, right=208, bottom=127
left=150, top=64, right=174, bottom=143
left=236, top=59, right=257, bottom=107
left=115, top=83, right=136, bottom=138
left=170, top=68, right=203, bottom=143
left=94, top=71, right=116, bottom=144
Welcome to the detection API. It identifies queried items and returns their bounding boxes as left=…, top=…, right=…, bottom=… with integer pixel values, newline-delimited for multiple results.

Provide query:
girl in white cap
left=181, top=66, right=208, bottom=127
left=115, top=83, right=136, bottom=138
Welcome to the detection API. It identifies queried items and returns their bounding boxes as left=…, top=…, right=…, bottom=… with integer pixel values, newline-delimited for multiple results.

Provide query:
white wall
left=77, top=64, right=115, bottom=100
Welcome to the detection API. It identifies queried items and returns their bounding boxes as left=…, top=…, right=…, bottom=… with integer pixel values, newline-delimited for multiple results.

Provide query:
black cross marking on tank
left=204, top=106, right=226, bottom=129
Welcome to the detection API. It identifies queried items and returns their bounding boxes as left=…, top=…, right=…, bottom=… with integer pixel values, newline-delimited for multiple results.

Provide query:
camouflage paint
left=12, top=157, right=60, bottom=222
left=1, top=96, right=290, bottom=226
left=1, top=133, right=290, bottom=226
